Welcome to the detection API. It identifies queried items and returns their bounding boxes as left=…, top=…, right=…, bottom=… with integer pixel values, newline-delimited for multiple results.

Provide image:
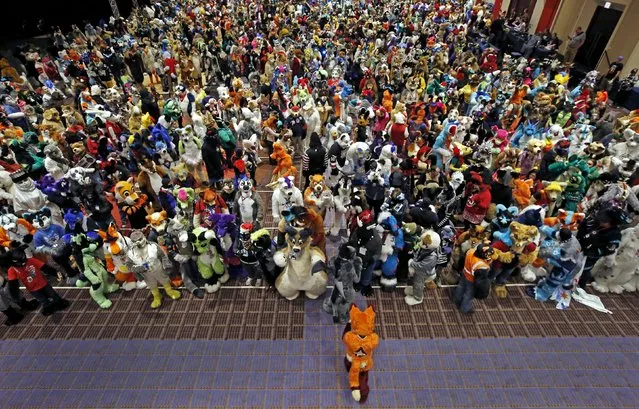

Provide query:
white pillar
left=501, top=0, right=512, bottom=14
left=108, top=0, right=120, bottom=18
left=529, top=0, right=546, bottom=33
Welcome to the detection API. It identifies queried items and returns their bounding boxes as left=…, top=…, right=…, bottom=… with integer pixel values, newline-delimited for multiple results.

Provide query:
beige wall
left=624, top=42, right=639, bottom=75
left=602, top=0, right=639, bottom=71
left=552, top=0, right=639, bottom=71
left=552, top=0, right=587, bottom=52
left=501, top=0, right=512, bottom=14
left=528, top=0, right=546, bottom=33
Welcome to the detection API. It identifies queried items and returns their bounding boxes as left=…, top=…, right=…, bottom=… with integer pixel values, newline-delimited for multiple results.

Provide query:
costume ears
left=349, top=303, right=375, bottom=313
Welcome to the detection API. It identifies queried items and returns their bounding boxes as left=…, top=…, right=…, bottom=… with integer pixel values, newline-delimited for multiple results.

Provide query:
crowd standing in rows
left=0, top=0, right=639, bottom=333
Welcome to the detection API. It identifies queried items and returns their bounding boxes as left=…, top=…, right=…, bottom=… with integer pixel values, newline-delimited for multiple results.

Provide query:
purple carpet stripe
left=1, top=337, right=638, bottom=408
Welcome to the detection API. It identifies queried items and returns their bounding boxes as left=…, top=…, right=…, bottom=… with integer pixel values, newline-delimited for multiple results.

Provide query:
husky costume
left=26, top=207, right=80, bottom=283
left=404, top=230, right=440, bottom=306
left=165, top=217, right=204, bottom=299
left=233, top=178, right=265, bottom=229
left=271, top=176, right=304, bottom=223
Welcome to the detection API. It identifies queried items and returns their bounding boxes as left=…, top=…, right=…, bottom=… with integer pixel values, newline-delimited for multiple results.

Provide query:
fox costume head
left=349, top=304, right=376, bottom=337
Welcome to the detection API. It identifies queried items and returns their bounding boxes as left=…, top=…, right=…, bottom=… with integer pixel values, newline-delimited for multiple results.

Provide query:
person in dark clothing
left=463, top=163, right=492, bottom=185
left=490, top=169, right=513, bottom=207
left=576, top=207, right=627, bottom=288
left=139, top=87, right=161, bottom=121
left=490, top=15, right=505, bottom=48
left=599, top=56, right=624, bottom=91
left=124, top=47, right=146, bottom=84
left=286, top=107, right=306, bottom=158
left=202, top=128, right=225, bottom=184
left=614, top=68, right=638, bottom=105
left=538, top=139, right=570, bottom=181
left=103, top=47, right=126, bottom=88
left=302, top=133, right=327, bottom=190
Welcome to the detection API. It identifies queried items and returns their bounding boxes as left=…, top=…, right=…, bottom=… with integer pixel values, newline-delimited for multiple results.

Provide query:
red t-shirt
left=194, top=197, right=228, bottom=228
left=390, top=123, right=407, bottom=148
left=8, top=258, right=48, bottom=292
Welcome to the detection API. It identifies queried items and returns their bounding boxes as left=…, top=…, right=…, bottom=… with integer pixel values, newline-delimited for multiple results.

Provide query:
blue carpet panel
left=1, top=337, right=638, bottom=409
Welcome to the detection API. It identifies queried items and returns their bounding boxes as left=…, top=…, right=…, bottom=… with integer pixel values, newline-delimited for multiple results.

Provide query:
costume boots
left=163, top=283, right=181, bottom=300
left=89, top=284, right=112, bottom=309
left=150, top=288, right=163, bottom=309
left=404, top=287, right=424, bottom=306
left=494, top=284, right=508, bottom=298
left=3, top=307, right=24, bottom=326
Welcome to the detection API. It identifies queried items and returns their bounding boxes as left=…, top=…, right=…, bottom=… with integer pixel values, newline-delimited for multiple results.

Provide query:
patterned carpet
left=4, top=160, right=639, bottom=408
left=2, top=286, right=639, bottom=341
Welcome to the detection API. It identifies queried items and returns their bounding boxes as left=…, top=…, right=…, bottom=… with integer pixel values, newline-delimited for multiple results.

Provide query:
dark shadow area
left=0, top=0, right=143, bottom=42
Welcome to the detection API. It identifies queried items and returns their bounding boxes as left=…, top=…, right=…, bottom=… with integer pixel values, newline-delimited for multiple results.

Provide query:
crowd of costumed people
left=1, top=0, right=639, bottom=331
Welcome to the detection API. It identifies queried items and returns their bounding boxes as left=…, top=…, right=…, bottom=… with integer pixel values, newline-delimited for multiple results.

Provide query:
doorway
left=575, top=6, right=623, bottom=70
left=508, top=0, right=538, bottom=20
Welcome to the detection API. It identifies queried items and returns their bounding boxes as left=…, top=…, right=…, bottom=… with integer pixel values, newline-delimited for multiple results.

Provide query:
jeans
left=453, top=275, right=474, bottom=313
left=490, top=261, right=517, bottom=285
left=360, top=261, right=375, bottom=287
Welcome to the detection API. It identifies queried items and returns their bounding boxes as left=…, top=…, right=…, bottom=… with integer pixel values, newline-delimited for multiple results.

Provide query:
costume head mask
left=63, top=209, right=84, bottom=231
left=238, top=178, right=253, bottom=194
left=201, top=188, right=218, bottom=205
left=0, top=213, right=18, bottom=232
left=24, top=207, right=53, bottom=230
left=115, top=181, right=139, bottom=205
left=10, top=169, right=34, bottom=191
left=130, top=230, right=147, bottom=248
left=146, top=210, right=168, bottom=233
left=10, top=247, right=27, bottom=266
left=349, top=304, right=376, bottom=336
left=67, top=167, right=95, bottom=186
